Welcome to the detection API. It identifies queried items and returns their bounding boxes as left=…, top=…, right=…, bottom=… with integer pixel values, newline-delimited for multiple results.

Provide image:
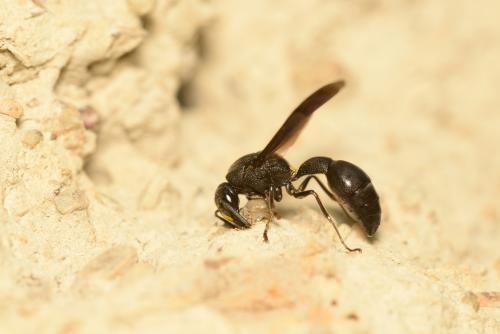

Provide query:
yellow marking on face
left=221, top=213, right=234, bottom=223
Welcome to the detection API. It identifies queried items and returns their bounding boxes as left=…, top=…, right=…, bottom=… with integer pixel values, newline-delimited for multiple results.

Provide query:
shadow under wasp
left=214, top=81, right=381, bottom=252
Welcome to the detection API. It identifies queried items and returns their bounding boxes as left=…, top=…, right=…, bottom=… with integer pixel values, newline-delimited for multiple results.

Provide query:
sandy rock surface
left=1, top=0, right=499, bottom=333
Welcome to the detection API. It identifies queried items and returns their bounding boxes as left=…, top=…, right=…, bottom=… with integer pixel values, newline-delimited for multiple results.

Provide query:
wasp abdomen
left=326, top=160, right=381, bottom=236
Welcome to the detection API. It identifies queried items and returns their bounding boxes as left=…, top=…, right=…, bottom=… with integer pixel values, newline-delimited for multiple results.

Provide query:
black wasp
left=214, top=81, right=381, bottom=252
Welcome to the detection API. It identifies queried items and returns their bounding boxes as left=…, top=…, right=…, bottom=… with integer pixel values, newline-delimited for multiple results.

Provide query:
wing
left=254, top=80, right=345, bottom=165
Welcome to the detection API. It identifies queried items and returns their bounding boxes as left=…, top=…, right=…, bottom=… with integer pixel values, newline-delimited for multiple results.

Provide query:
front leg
left=262, top=188, right=273, bottom=242
left=214, top=182, right=251, bottom=229
left=262, top=186, right=277, bottom=242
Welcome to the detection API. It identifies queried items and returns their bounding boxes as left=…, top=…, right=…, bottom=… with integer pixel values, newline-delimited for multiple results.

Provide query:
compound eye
left=225, top=192, right=238, bottom=207
left=215, top=183, right=240, bottom=209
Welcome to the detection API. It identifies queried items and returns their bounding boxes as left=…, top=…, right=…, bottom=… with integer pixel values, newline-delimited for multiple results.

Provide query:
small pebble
left=0, top=99, right=23, bottom=119
left=128, top=0, right=155, bottom=16
left=22, top=129, right=43, bottom=148
left=78, top=105, right=99, bottom=131
left=54, top=188, right=89, bottom=214
left=241, top=198, right=271, bottom=224
left=56, top=107, right=81, bottom=133
left=463, top=291, right=500, bottom=311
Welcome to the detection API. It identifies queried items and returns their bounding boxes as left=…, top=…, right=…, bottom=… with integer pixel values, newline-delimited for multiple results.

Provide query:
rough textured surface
left=0, top=0, right=499, bottom=333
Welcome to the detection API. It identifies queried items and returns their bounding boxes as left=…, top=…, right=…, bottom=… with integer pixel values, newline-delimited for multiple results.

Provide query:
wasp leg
left=296, top=175, right=336, bottom=201
left=214, top=182, right=251, bottom=229
left=262, top=187, right=276, bottom=243
left=285, top=183, right=361, bottom=253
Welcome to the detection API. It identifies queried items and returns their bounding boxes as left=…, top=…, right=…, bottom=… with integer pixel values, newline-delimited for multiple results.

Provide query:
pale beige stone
left=73, top=245, right=139, bottom=295
left=0, top=0, right=499, bottom=333
left=0, top=99, right=23, bottom=119
left=240, top=198, right=271, bottom=224
left=21, top=129, right=43, bottom=148
left=128, top=0, right=156, bottom=16
left=54, top=187, right=89, bottom=214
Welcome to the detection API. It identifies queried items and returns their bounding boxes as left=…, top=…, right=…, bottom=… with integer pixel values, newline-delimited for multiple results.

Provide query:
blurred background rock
left=0, top=0, right=498, bottom=333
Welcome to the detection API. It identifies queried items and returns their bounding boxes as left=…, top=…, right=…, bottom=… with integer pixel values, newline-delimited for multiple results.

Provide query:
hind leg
left=296, top=175, right=336, bottom=201
left=285, top=182, right=361, bottom=253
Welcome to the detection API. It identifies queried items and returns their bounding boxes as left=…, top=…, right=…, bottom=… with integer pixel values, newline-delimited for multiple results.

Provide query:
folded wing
left=254, top=80, right=346, bottom=165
